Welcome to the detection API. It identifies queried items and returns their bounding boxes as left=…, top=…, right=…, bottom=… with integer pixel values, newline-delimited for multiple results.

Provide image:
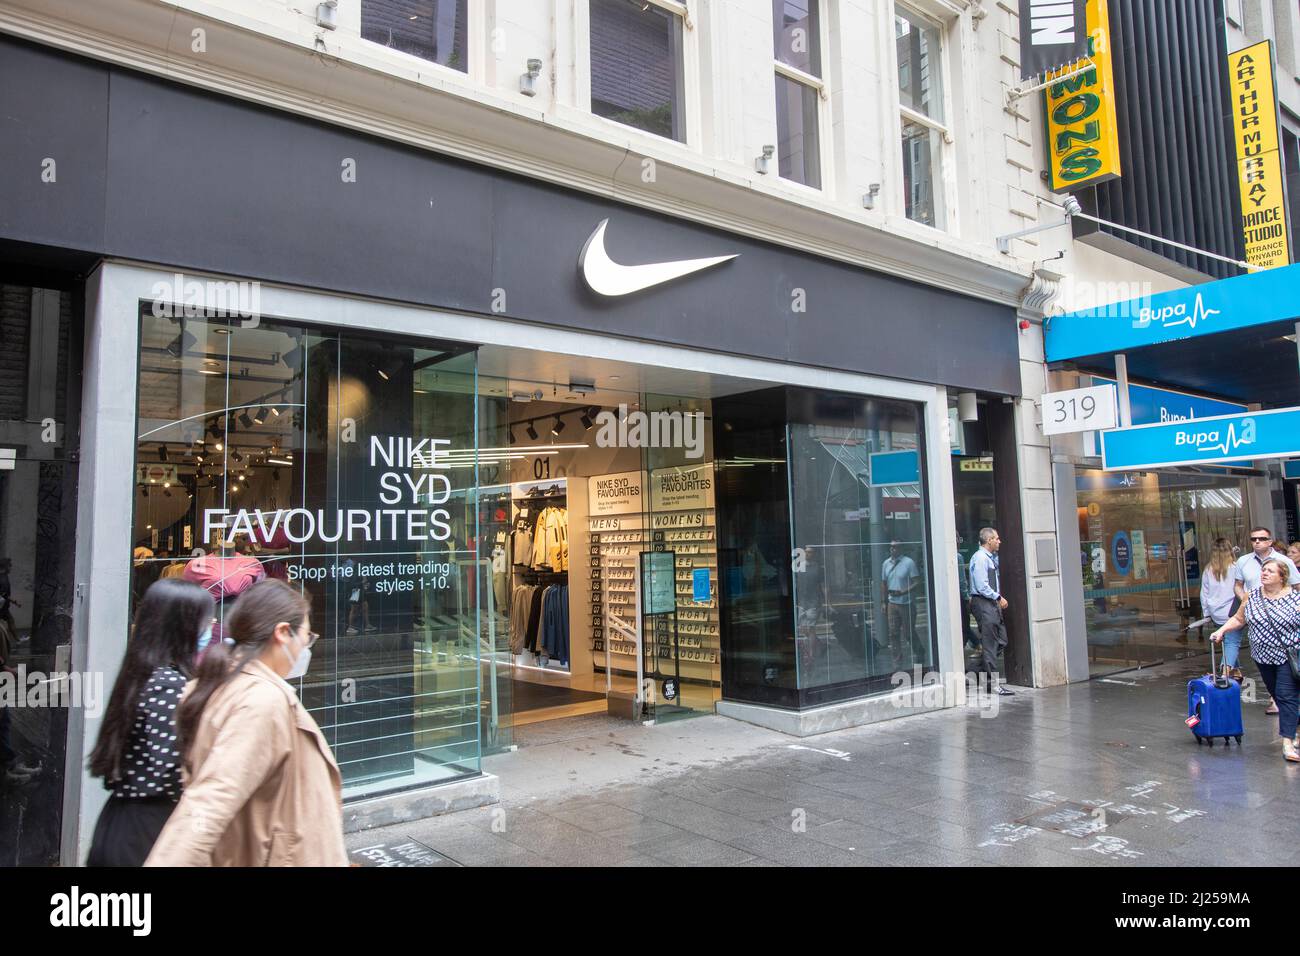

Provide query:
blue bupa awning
left=1046, top=262, right=1300, bottom=363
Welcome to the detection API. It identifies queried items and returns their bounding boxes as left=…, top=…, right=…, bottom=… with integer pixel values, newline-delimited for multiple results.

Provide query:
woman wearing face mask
left=145, top=578, right=347, bottom=866
left=87, top=578, right=214, bottom=866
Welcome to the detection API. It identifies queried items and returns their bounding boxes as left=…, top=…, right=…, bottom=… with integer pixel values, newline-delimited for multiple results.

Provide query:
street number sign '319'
left=1040, top=383, right=1117, bottom=436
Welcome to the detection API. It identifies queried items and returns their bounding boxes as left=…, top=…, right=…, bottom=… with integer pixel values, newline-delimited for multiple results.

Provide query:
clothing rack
left=518, top=568, right=568, bottom=583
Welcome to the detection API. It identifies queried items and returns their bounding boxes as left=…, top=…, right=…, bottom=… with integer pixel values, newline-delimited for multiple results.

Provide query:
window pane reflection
left=132, top=308, right=483, bottom=798
left=773, top=0, right=820, bottom=76
left=590, top=0, right=685, bottom=142
left=776, top=73, right=821, bottom=188
left=789, top=396, right=933, bottom=690
left=362, top=0, right=469, bottom=72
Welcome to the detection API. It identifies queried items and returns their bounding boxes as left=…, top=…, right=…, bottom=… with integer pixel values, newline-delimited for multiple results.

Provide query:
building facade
left=2, top=0, right=1255, bottom=866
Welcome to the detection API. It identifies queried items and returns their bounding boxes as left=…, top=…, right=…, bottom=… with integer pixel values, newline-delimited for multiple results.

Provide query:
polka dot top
left=115, top=665, right=185, bottom=800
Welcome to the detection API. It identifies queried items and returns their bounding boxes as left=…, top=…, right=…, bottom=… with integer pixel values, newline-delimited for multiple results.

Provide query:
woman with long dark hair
left=145, top=578, right=346, bottom=866
left=87, top=578, right=214, bottom=866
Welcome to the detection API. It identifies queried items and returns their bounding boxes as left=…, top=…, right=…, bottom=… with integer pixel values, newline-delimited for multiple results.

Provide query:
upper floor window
left=589, top=0, right=686, bottom=142
left=361, top=0, right=469, bottom=73
left=772, top=0, right=822, bottom=189
left=895, top=6, right=947, bottom=227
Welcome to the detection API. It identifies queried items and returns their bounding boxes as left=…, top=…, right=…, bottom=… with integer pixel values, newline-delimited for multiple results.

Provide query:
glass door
left=641, top=392, right=719, bottom=722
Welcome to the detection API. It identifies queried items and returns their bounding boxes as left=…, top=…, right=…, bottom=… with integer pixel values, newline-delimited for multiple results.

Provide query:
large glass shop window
left=787, top=391, right=935, bottom=696
left=132, top=307, right=486, bottom=795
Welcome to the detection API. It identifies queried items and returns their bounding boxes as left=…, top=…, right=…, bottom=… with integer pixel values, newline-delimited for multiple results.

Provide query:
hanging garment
left=511, top=514, right=534, bottom=566
left=509, top=584, right=534, bottom=655
left=524, top=584, right=546, bottom=654
left=540, top=584, right=570, bottom=665
left=530, top=507, right=569, bottom=571
left=490, top=547, right=508, bottom=613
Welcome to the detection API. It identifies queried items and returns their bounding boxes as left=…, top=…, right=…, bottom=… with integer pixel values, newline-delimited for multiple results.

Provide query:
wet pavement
left=346, top=655, right=1300, bottom=866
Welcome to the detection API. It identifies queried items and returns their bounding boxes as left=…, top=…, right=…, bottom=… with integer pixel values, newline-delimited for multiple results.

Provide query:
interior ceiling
left=475, top=344, right=774, bottom=411
left=1060, top=319, right=1300, bottom=409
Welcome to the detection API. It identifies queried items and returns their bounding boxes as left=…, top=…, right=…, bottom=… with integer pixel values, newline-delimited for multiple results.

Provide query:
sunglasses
left=1250, top=536, right=1271, bottom=542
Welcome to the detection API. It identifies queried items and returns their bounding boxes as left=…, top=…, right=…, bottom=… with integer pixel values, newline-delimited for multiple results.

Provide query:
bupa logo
left=1173, top=417, right=1256, bottom=456
left=1134, top=293, right=1221, bottom=331
left=1027, top=0, right=1079, bottom=45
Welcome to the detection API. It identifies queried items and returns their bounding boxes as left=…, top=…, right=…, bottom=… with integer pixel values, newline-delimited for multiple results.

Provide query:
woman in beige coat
left=145, top=579, right=347, bottom=866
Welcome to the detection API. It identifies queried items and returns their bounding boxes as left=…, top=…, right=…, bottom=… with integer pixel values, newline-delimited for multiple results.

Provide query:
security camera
left=1063, top=196, right=1082, bottom=217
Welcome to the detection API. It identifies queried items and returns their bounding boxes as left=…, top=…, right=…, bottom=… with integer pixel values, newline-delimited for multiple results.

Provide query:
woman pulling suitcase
left=1211, top=558, right=1300, bottom=763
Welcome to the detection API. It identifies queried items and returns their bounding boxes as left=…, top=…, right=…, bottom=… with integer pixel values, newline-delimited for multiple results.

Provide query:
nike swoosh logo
left=579, top=219, right=738, bottom=296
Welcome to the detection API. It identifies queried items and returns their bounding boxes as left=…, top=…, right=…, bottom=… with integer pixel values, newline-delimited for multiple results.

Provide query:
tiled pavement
left=347, top=656, right=1300, bottom=866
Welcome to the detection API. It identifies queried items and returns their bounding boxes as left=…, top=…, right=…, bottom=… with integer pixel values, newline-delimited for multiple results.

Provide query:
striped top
left=1243, top=587, right=1300, bottom=666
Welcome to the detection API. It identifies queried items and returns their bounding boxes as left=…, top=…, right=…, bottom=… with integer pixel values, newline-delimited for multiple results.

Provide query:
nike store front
left=0, top=36, right=1024, bottom=861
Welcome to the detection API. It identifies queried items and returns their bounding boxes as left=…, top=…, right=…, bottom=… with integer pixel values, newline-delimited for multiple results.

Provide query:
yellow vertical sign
left=1228, top=41, right=1292, bottom=269
left=1044, top=0, right=1121, bottom=191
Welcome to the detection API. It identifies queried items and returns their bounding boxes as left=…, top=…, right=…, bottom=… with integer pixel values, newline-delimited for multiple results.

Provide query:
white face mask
left=196, top=624, right=214, bottom=655
left=281, top=631, right=311, bottom=680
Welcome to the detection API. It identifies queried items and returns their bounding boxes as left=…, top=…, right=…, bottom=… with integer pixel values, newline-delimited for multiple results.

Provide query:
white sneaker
left=345, top=626, right=359, bottom=635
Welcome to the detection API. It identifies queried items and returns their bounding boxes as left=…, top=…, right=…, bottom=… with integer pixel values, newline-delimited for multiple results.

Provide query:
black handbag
left=1287, top=646, right=1300, bottom=683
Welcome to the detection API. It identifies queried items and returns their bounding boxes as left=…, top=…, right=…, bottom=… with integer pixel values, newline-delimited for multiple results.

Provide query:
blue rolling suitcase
left=1186, top=637, right=1243, bottom=747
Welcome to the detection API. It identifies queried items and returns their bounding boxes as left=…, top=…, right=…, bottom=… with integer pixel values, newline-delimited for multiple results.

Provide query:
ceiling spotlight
left=214, top=442, right=224, bottom=452
left=158, top=444, right=169, bottom=462
left=581, top=406, right=599, bottom=430
left=270, top=406, right=281, bottom=417
left=551, top=417, right=565, bottom=437
left=525, top=422, right=539, bottom=441
left=239, top=412, right=254, bottom=429
left=255, top=407, right=269, bottom=424
left=231, top=450, right=243, bottom=463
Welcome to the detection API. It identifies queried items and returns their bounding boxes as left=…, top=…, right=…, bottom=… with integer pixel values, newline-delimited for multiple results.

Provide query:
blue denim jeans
left=1255, top=660, right=1300, bottom=741
left=1221, top=630, right=1242, bottom=669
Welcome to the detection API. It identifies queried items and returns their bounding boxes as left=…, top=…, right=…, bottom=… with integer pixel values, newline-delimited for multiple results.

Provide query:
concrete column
left=60, top=265, right=140, bottom=866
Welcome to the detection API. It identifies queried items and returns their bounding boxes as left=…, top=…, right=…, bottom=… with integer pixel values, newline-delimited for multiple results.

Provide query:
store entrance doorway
left=1077, top=469, right=1251, bottom=676
left=476, top=349, right=768, bottom=747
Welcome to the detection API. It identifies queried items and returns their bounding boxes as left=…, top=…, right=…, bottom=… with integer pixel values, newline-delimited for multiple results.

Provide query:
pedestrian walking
left=1232, top=527, right=1300, bottom=715
left=1211, top=558, right=1300, bottom=763
left=1200, top=537, right=1239, bottom=678
left=145, top=579, right=346, bottom=866
left=968, top=527, right=1013, bottom=696
left=87, top=578, right=214, bottom=865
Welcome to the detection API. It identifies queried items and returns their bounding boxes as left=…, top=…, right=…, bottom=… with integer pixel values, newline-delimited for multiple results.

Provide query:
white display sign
left=1040, top=384, right=1117, bottom=436
left=587, top=470, right=644, bottom=516
left=649, top=464, right=715, bottom=512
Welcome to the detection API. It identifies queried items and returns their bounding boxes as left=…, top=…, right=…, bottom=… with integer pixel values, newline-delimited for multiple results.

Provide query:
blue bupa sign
left=1101, top=407, right=1300, bottom=470
left=870, top=450, right=920, bottom=486
left=1046, top=262, right=1300, bottom=362
left=1090, top=377, right=1246, bottom=425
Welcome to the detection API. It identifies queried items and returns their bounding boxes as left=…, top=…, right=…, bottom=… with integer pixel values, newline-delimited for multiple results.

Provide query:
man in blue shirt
left=881, top=541, right=923, bottom=664
left=968, top=527, right=1013, bottom=696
